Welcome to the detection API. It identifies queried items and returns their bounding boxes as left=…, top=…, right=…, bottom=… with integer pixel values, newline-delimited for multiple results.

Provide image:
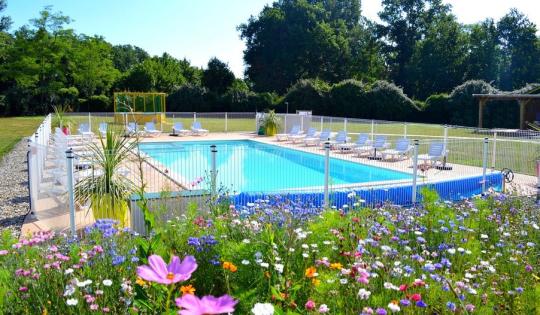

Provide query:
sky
left=5, top=0, right=540, bottom=78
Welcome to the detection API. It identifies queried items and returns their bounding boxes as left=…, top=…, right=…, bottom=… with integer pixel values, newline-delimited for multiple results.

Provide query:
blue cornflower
left=400, top=299, right=410, bottom=306
left=112, top=255, right=125, bottom=266
left=416, top=301, right=427, bottom=308
left=403, top=265, right=413, bottom=274
left=446, top=302, right=457, bottom=312
left=188, top=237, right=201, bottom=248
left=423, top=264, right=436, bottom=273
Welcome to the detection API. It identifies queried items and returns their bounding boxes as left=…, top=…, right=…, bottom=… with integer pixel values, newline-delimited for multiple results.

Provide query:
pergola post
left=478, top=99, right=486, bottom=128
left=518, top=100, right=527, bottom=129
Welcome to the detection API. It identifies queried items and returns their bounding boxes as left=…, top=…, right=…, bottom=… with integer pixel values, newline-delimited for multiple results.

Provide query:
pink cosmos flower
left=175, top=294, right=237, bottom=315
left=137, top=255, right=197, bottom=285
left=0, top=250, right=8, bottom=255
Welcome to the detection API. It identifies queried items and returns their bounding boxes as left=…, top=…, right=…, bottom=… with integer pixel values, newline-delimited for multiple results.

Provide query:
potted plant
left=52, top=105, right=73, bottom=135
left=260, top=110, right=280, bottom=136
left=75, top=129, right=137, bottom=226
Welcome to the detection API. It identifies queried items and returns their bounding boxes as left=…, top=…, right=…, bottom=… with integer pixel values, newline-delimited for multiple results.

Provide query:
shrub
left=79, top=95, right=110, bottom=112
left=422, top=94, right=451, bottom=124
left=448, top=80, right=497, bottom=127
left=367, top=80, right=419, bottom=121
left=167, top=84, right=210, bottom=112
left=329, top=79, right=368, bottom=117
left=282, top=79, right=330, bottom=114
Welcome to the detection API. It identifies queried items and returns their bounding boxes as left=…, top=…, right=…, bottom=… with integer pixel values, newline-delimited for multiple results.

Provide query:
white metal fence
left=26, top=112, right=540, bottom=234
left=27, top=114, right=52, bottom=215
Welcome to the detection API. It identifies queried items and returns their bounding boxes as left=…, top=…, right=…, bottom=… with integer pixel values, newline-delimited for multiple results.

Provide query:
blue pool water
left=138, top=140, right=412, bottom=193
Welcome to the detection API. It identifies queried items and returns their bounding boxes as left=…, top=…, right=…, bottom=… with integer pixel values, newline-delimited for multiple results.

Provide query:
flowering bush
left=0, top=192, right=539, bottom=314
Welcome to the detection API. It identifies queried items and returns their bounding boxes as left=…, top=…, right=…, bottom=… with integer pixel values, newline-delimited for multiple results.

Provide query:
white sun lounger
left=276, top=125, right=301, bottom=141
left=126, top=123, right=144, bottom=137
left=78, top=123, right=94, bottom=139
left=191, top=122, right=209, bottom=136
left=289, top=127, right=317, bottom=144
left=381, top=138, right=413, bottom=161
left=172, top=122, right=191, bottom=136
left=304, top=129, right=331, bottom=146
left=98, top=123, right=108, bottom=137
left=327, top=131, right=350, bottom=149
left=418, top=142, right=447, bottom=165
left=144, top=122, right=162, bottom=137
left=336, top=133, right=370, bottom=153
left=355, top=135, right=389, bottom=158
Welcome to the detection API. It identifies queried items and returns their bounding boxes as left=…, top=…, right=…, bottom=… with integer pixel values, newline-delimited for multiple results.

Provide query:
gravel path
left=0, top=140, right=30, bottom=238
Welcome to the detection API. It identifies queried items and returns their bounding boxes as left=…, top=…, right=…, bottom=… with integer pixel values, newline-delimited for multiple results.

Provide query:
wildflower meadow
left=0, top=190, right=539, bottom=314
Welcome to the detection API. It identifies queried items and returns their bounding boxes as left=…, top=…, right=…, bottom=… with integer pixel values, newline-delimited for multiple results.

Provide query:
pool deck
left=22, top=132, right=537, bottom=236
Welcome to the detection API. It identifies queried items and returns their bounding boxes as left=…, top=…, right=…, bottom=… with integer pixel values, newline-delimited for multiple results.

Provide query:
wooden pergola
left=473, top=94, right=540, bottom=129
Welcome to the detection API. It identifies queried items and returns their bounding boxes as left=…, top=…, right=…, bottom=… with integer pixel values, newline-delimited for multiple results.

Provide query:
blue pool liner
left=231, top=172, right=503, bottom=208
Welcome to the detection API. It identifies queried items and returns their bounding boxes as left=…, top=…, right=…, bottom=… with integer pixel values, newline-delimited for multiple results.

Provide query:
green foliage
left=167, top=84, right=210, bottom=112
left=448, top=80, right=498, bottom=127
left=464, top=19, right=500, bottom=82
left=239, top=0, right=373, bottom=93
left=422, top=93, right=450, bottom=124
left=329, top=79, right=367, bottom=117
left=283, top=78, right=330, bottom=114
left=202, top=57, right=235, bottom=95
left=497, top=9, right=540, bottom=90
left=79, top=94, right=110, bottom=112
left=74, top=129, right=137, bottom=225
left=112, top=44, right=149, bottom=72
left=260, top=109, right=280, bottom=135
left=367, top=80, right=418, bottom=121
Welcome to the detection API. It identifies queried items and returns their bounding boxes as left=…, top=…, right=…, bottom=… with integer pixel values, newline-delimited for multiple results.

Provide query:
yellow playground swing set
left=113, top=92, right=167, bottom=125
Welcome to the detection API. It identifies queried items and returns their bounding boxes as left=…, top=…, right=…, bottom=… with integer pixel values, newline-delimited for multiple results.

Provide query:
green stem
left=165, top=285, right=174, bottom=312
left=225, top=273, right=231, bottom=295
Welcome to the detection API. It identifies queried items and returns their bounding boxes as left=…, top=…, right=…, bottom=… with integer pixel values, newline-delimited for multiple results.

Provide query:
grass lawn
left=0, top=116, right=44, bottom=159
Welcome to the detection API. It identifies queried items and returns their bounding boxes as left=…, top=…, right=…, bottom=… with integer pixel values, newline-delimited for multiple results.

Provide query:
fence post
left=411, top=139, right=419, bottom=204
left=284, top=114, right=288, bottom=133
left=443, top=125, right=448, bottom=149
left=482, top=138, right=488, bottom=194
left=344, top=118, right=348, bottom=132
left=210, top=145, right=217, bottom=199
left=324, top=141, right=330, bottom=207
left=66, top=148, right=76, bottom=235
left=404, top=123, right=407, bottom=138
left=225, top=112, right=228, bottom=133
left=536, top=160, right=540, bottom=204
left=301, top=115, right=304, bottom=131
left=88, top=112, right=91, bottom=132
left=370, top=120, right=375, bottom=141
left=320, top=116, right=323, bottom=132
left=27, top=141, right=36, bottom=216
left=491, top=131, right=497, bottom=169
left=193, top=112, right=197, bottom=123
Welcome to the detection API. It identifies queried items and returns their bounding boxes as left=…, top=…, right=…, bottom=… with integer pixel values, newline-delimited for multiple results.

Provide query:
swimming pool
left=138, top=140, right=412, bottom=193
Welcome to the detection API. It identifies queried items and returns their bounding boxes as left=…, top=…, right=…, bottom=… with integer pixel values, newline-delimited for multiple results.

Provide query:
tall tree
left=72, top=36, right=119, bottom=99
left=377, top=0, right=450, bottom=95
left=497, top=9, right=540, bottom=90
left=239, top=0, right=360, bottom=93
left=117, top=53, right=194, bottom=94
left=1, top=7, right=73, bottom=113
left=202, top=57, right=235, bottom=95
left=464, top=19, right=500, bottom=83
left=409, top=14, right=468, bottom=99
left=112, top=44, right=149, bottom=72
left=0, top=0, right=11, bottom=32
